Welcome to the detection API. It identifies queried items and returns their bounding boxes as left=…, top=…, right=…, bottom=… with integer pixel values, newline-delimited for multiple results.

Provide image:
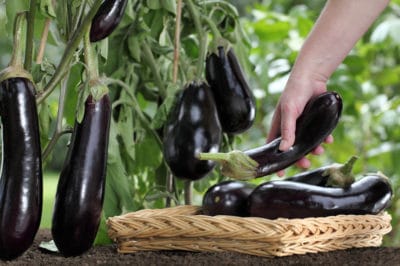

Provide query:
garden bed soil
left=2, top=229, right=399, bottom=265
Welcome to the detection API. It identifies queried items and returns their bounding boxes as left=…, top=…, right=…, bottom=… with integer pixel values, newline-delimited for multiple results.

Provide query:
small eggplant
left=198, top=92, right=342, bottom=180
left=205, top=46, right=256, bottom=134
left=90, top=0, right=127, bottom=42
left=52, top=93, right=111, bottom=257
left=202, top=180, right=255, bottom=217
left=285, top=156, right=358, bottom=188
left=248, top=173, right=393, bottom=219
left=163, top=81, right=222, bottom=180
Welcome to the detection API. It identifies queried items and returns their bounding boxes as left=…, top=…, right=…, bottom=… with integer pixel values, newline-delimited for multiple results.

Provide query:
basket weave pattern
left=107, top=205, right=392, bottom=257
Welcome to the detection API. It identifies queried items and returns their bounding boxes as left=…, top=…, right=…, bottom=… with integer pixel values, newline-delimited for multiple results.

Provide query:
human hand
left=266, top=76, right=331, bottom=177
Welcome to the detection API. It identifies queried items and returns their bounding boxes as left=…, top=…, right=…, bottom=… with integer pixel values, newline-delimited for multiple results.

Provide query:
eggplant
left=249, top=173, right=393, bottom=219
left=285, top=156, right=358, bottom=188
left=205, top=46, right=256, bottom=134
left=0, top=78, right=42, bottom=260
left=163, top=81, right=222, bottom=180
left=202, top=180, right=255, bottom=217
left=198, top=92, right=342, bottom=180
left=52, top=93, right=111, bottom=257
left=90, top=0, right=127, bottom=42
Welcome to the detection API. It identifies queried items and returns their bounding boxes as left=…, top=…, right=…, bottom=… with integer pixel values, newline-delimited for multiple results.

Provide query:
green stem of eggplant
left=198, top=150, right=259, bottom=180
left=0, top=12, right=34, bottom=83
left=24, top=0, right=37, bottom=71
left=37, top=0, right=103, bottom=105
left=83, top=29, right=100, bottom=81
left=9, top=12, right=27, bottom=69
left=327, top=156, right=358, bottom=188
left=187, top=0, right=207, bottom=80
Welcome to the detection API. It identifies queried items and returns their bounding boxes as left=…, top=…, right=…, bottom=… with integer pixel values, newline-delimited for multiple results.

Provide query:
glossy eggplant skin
left=0, top=78, right=42, bottom=260
left=202, top=180, right=255, bottom=217
left=163, top=81, right=222, bottom=180
left=52, top=94, right=111, bottom=257
left=205, top=46, right=256, bottom=134
left=249, top=174, right=392, bottom=219
left=90, top=0, right=127, bottom=42
left=284, top=167, right=330, bottom=186
left=248, top=92, right=342, bottom=178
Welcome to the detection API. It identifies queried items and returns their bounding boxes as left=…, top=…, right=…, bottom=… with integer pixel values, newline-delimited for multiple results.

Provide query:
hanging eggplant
left=0, top=13, right=42, bottom=260
left=90, top=0, right=127, bottom=42
left=205, top=45, right=256, bottom=134
left=163, top=81, right=222, bottom=180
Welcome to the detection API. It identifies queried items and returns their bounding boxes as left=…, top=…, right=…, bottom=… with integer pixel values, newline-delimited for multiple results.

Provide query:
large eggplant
left=198, top=92, right=342, bottom=180
left=163, top=81, right=222, bottom=180
left=90, top=0, right=127, bottom=42
left=0, top=78, right=42, bottom=260
left=202, top=180, right=255, bottom=217
left=249, top=173, right=393, bottom=219
left=52, top=93, right=111, bottom=257
left=205, top=46, right=256, bottom=134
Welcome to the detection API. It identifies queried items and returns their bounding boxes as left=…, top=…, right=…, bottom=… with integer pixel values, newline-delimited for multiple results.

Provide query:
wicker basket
left=107, top=205, right=392, bottom=257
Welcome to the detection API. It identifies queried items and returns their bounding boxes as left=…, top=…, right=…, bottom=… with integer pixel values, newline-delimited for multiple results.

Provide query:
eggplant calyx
left=197, top=150, right=259, bottom=180
left=0, top=66, right=34, bottom=84
left=326, top=155, right=358, bottom=188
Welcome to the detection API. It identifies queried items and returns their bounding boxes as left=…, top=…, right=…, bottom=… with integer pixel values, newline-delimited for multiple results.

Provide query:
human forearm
left=291, top=0, right=390, bottom=82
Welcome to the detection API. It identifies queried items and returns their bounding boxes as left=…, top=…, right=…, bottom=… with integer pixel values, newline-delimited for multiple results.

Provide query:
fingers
left=278, top=102, right=297, bottom=151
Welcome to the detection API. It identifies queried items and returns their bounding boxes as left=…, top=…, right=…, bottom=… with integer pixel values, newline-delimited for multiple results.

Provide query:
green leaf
left=39, top=0, right=56, bottom=18
left=161, top=0, right=176, bottom=15
left=128, top=35, right=141, bottom=62
left=146, top=0, right=162, bottom=10
left=94, top=213, right=112, bottom=245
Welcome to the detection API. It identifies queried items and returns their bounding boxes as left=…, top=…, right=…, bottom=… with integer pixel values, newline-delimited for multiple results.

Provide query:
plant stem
left=201, top=14, right=221, bottom=39
left=37, top=0, right=103, bottom=104
left=36, top=18, right=51, bottom=64
left=186, top=0, right=207, bottom=80
left=141, top=42, right=166, bottom=98
left=24, top=0, right=37, bottom=71
left=173, top=0, right=183, bottom=84
left=9, top=12, right=27, bottom=69
left=83, top=28, right=99, bottom=81
left=184, top=180, right=193, bottom=205
left=42, top=73, right=71, bottom=161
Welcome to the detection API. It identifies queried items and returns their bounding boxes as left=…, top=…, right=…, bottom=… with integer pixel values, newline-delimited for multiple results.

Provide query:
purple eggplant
left=0, top=78, right=42, bottom=260
left=90, top=0, right=127, bottom=42
left=198, top=92, right=342, bottom=180
left=202, top=180, right=255, bottom=217
left=51, top=93, right=111, bottom=257
left=205, top=46, right=256, bottom=134
left=249, top=173, right=393, bottom=219
left=163, top=81, right=222, bottom=180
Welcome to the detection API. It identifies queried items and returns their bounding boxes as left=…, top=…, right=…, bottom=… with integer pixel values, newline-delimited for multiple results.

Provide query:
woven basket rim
left=107, top=205, right=392, bottom=257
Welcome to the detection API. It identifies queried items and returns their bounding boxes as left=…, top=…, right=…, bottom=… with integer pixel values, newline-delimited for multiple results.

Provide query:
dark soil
left=2, top=229, right=399, bottom=265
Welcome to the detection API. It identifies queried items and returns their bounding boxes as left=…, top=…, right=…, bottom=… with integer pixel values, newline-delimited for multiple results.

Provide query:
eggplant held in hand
left=163, top=81, right=222, bottom=180
left=202, top=180, right=255, bottom=217
left=205, top=46, right=256, bottom=134
left=198, top=91, right=342, bottom=180
left=249, top=172, right=393, bottom=219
